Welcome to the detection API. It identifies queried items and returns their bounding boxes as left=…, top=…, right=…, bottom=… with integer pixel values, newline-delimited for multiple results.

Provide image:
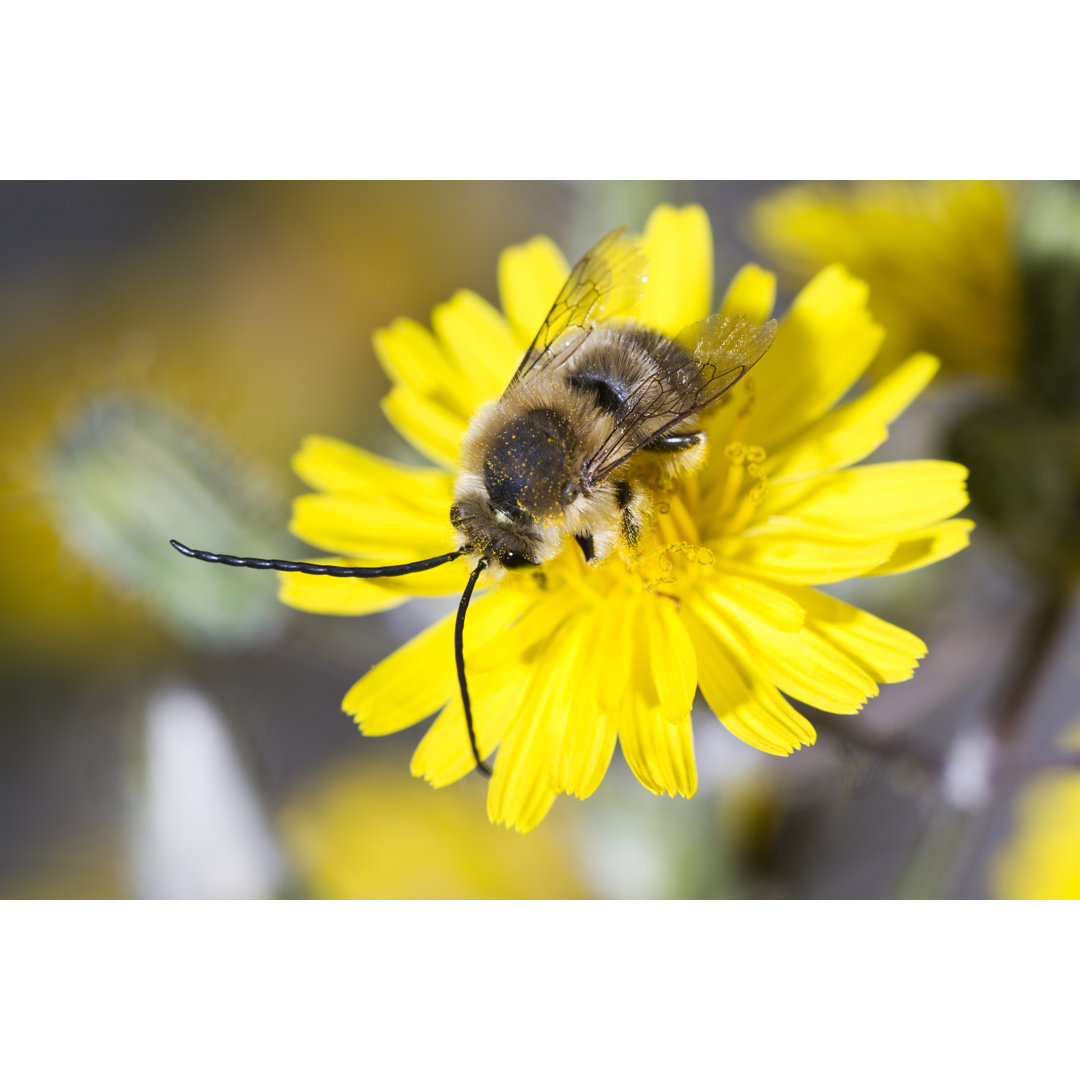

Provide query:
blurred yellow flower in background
left=281, top=757, right=587, bottom=899
left=751, top=181, right=1022, bottom=378
left=275, top=203, right=972, bottom=833
left=752, top=181, right=1080, bottom=586
left=992, top=726, right=1080, bottom=899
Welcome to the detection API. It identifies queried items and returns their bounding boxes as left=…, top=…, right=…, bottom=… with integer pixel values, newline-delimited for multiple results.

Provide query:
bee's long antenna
left=170, top=539, right=463, bottom=578
left=456, top=556, right=491, bottom=778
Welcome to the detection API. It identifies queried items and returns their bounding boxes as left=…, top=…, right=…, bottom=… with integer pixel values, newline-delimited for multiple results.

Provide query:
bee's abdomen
left=483, top=408, right=578, bottom=516
left=569, top=326, right=703, bottom=417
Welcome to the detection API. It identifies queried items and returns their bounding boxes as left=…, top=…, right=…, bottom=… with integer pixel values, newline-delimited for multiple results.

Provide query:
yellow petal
left=411, top=662, right=532, bottom=787
left=617, top=609, right=697, bottom=797
left=487, top=722, right=559, bottom=833
left=760, top=460, right=970, bottom=536
left=686, top=601, right=816, bottom=753
left=716, top=535, right=896, bottom=584
left=290, top=492, right=455, bottom=561
left=343, top=587, right=532, bottom=736
left=498, top=236, right=571, bottom=348
left=619, top=708, right=697, bottom=798
left=719, top=264, right=777, bottom=325
left=645, top=598, right=698, bottom=723
left=699, top=589, right=878, bottom=713
left=717, top=574, right=806, bottom=633
left=637, top=204, right=713, bottom=335
left=553, top=708, right=617, bottom=801
left=344, top=611, right=456, bottom=735
left=461, top=587, right=577, bottom=674
left=778, top=585, right=927, bottom=683
left=381, top=385, right=468, bottom=469
left=278, top=573, right=411, bottom=617
left=744, top=265, right=885, bottom=450
left=431, top=289, right=521, bottom=404
left=373, top=318, right=475, bottom=418
left=412, top=593, right=579, bottom=784
left=487, top=616, right=586, bottom=832
left=291, top=435, right=451, bottom=512
left=596, top=589, right=637, bottom=714
left=550, top=611, right=618, bottom=799
left=865, top=518, right=975, bottom=576
left=767, top=353, right=940, bottom=479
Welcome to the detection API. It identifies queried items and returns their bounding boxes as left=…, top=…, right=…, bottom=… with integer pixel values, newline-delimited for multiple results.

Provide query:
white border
left=4, top=3, right=1077, bottom=177
left=3, top=903, right=1076, bottom=1077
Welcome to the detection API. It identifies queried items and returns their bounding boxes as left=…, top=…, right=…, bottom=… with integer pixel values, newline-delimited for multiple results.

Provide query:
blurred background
left=2, top=179, right=1078, bottom=900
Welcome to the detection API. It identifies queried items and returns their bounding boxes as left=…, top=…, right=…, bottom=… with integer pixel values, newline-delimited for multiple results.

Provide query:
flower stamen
left=718, top=442, right=749, bottom=517
left=715, top=442, right=768, bottom=537
left=727, top=457, right=769, bottom=534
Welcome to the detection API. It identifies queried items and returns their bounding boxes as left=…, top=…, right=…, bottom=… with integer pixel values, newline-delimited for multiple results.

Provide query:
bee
left=172, top=227, right=778, bottom=777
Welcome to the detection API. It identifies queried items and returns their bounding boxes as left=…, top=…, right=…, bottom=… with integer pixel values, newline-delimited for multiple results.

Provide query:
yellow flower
left=751, top=181, right=1022, bottom=378
left=281, top=204, right=972, bottom=833
left=992, top=726, right=1080, bottom=899
left=280, top=756, right=587, bottom=899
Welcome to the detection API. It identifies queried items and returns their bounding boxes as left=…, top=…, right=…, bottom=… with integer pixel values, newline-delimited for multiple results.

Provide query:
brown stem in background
left=989, top=587, right=1071, bottom=745
left=943, top=586, right=1074, bottom=896
left=819, top=588, right=1073, bottom=790
left=816, top=587, right=1074, bottom=898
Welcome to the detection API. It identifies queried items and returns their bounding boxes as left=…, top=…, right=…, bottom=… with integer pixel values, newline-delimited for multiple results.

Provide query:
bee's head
left=449, top=490, right=543, bottom=570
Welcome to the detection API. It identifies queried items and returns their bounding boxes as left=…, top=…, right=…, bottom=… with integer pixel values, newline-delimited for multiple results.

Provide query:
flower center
left=626, top=428, right=771, bottom=597
left=506, top=412, right=772, bottom=605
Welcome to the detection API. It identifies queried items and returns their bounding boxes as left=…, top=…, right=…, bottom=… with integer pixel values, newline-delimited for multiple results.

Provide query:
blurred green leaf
left=41, top=391, right=291, bottom=648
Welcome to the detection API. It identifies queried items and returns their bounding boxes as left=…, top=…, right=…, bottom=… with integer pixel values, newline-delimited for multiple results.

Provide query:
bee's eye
left=501, top=551, right=538, bottom=569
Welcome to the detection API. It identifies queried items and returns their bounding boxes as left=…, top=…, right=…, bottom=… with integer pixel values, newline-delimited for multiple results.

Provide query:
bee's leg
left=642, top=426, right=707, bottom=479
left=615, top=479, right=646, bottom=548
left=574, top=533, right=596, bottom=562
left=641, top=430, right=703, bottom=453
left=573, top=483, right=648, bottom=562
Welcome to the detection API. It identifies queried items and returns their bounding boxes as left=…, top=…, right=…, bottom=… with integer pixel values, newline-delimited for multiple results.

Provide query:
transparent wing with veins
left=511, top=227, right=648, bottom=384
left=583, top=314, right=779, bottom=484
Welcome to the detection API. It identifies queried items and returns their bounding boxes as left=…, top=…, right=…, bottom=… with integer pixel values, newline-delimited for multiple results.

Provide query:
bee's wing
left=512, top=227, right=648, bottom=383
left=583, top=314, right=778, bottom=484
